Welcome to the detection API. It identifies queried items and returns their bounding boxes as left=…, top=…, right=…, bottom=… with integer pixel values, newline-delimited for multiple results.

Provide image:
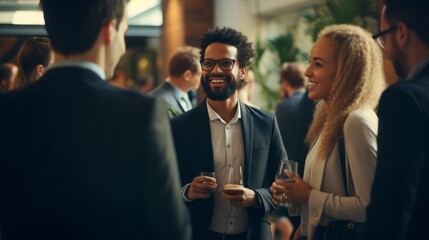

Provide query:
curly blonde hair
left=306, top=24, right=387, bottom=159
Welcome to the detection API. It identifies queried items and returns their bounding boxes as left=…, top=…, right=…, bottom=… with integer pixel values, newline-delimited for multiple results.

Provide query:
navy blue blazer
left=366, top=65, right=429, bottom=239
left=171, top=100, right=287, bottom=240
left=0, top=67, right=191, bottom=240
left=275, top=89, right=307, bottom=161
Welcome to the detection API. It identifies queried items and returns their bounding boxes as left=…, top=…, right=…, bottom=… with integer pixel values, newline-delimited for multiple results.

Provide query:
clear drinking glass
left=224, top=166, right=243, bottom=189
left=275, top=160, right=298, bottom=207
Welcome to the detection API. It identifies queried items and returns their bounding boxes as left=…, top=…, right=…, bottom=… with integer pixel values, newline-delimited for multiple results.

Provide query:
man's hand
left=186, top=176, right=217, bottom=200
left=222, top=186, right=257, bottom=207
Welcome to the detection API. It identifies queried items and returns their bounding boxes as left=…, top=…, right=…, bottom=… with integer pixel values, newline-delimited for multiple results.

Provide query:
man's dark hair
left=39, top=0, right=126, bottom=56
left=169, top=46, right=200, bottom=77
left=200, top=27, right=255, bottom=68
left=384, top=0, right=429, bottom=45
left=279, top=62, right=306, bottom=88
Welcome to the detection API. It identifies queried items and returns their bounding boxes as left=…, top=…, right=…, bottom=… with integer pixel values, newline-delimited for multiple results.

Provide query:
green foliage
left=252, top=33, right=302, bottom=111
left=303, top=0, right=377, bottom=41
left=253, top=0, right=377, bottom=110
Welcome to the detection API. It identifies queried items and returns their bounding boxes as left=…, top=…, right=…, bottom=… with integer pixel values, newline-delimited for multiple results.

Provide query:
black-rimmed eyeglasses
left=200, top=58, right=237, bottom=71
left=372, top=25, right=398, bottom=48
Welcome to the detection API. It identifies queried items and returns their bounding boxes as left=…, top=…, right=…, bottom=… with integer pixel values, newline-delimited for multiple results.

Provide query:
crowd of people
left=0, top=0, right=428, bottom=239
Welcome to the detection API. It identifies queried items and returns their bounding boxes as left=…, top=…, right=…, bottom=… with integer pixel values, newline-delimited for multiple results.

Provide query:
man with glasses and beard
left=170, top=27, right=287, bottom=240
left=365, top=0, right=429, bottom=239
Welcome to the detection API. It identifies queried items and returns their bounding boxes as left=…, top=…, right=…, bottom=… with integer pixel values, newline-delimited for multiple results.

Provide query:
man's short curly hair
left=200, top=27, right=255, bottom=68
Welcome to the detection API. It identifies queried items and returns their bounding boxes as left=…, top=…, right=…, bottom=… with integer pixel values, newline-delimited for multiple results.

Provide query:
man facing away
left=275, top=62, right=307, bottom=161
left=150, top=46, right=201, bottom=118
left=0, top=0, right=191, bottom=239
left=170, top=27, right=287, bottom=240
left=365, top=0, right=429, bottom=239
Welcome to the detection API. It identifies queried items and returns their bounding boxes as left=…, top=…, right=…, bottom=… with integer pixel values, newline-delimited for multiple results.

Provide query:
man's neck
left=169, top=77, right=188, bottom=93
left=287, top=86, right=304, bottom=97
left=207, top=93, right=239, bottom=123
left=404, top=35, right=429, bottom=76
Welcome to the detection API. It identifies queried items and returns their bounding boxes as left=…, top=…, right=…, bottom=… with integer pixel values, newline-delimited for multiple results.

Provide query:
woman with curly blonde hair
left=270, top=24, right=386, bottom=240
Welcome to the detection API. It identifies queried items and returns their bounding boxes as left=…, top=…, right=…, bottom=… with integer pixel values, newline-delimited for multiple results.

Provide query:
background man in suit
left=275, top=62, right=307, bottom=161
left=171, top=27, right=287, bottom=240
left=365, top=0, right=429, bottom=239
left=150, top=46, right=201, bottom=118
left=0, top=0, right=191, bottom=239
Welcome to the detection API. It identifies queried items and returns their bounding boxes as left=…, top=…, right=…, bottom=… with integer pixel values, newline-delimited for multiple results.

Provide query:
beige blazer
left=300, top=109, right=378, bottom=239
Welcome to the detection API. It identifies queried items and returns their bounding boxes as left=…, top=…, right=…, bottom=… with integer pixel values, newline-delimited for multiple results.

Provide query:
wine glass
left=275, top=160, right=298, bottom=207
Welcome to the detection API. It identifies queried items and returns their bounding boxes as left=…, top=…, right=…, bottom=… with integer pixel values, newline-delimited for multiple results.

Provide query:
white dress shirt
left=181, top=100, right=249, bottom=234
left=206, top=100, right=248, bottom=234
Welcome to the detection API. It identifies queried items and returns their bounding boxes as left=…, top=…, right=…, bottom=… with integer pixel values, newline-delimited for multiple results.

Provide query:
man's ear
left=240, top=67, right=248, bottom=80
left=102, top=19, right=117, bottom=45
left=396, top=22, right=409, bottom=47
left=183, top=70, right=192, bottom=81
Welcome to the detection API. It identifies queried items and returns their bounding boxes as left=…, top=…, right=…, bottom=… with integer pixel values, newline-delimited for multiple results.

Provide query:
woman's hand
left=270, top=171, right=312, bottom=205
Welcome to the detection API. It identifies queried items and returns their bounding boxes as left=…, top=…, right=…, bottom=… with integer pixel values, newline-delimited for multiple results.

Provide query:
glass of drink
left=200, top=172, right=216, bottom=186
left=275, top=160, right=298, bottom=207
left=224, top=166, right=243, bottom=189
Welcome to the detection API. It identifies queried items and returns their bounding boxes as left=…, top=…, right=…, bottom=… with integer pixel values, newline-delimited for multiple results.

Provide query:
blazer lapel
left=240, top=102, right=253, bottom=186
left=164, top=82, right=187, bottom=113
left=194, top=101, right=215, bottom=171
left=306, top=136, right=330, bottom=191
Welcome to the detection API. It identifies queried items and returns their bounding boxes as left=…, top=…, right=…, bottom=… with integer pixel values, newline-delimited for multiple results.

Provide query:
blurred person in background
left=0, top=63, right=18, bottom=93
left=134, top=74, right=154, bottom=93
left=238, top=69, right=259, bottom=108
left=275, top=62, right=307, bottom=160
left=150, top=46, right=201, bottom=118
left=9, top=37, right=53, bottom=90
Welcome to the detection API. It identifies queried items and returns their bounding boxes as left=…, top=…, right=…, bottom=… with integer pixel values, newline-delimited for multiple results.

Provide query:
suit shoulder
left=344, top=109, right=378, bottom=133
left=245, top=105, right=275, bottom=123
left=170, top=107, right=196, bottom=126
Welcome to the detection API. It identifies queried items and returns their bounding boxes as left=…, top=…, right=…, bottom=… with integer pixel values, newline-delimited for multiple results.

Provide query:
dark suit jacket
left=149, top=81, right=187, bottom=118
left=275, top=89, right=306, bottom=162
left=0, top=67, right=191, bottom=240
left=170, top=100, right=287, bottom=240
left=365, top=65, right=429, bottom=239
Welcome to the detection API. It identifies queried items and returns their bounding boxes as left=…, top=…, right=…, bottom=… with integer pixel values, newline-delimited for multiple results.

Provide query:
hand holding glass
left=275, top=160, right=298, bottom=207
left=224, top=166, right=243, bottom=190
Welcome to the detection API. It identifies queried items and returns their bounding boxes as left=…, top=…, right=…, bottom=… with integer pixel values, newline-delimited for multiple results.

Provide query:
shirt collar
left=407, top=57, right=429, bottom=80
left=206, top=99, right=242, bottom=125
left=48, top=61, right=106, bottom=80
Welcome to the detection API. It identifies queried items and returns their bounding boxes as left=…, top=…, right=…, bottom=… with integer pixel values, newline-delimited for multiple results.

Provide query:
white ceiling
left=0, top=0, right=162, bottom=26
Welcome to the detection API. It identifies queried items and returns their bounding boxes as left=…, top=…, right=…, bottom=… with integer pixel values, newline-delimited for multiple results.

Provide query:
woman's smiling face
left=305, top=37, right=338, bottom=101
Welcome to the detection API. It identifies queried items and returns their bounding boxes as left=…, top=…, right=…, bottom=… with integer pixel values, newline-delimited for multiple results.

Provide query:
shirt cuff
left=181, top=183, right=195, bottom=202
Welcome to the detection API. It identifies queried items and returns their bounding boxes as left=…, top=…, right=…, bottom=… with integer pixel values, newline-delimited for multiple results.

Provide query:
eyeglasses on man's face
left=372, top=25, right=398, bottom=48
left=200, top=58, right=237, bottom=71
